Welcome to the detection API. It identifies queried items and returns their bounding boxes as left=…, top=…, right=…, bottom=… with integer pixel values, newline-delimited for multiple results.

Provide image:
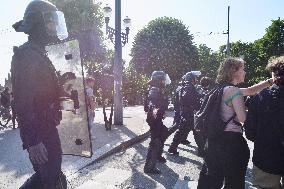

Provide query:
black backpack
left=194, top=83, right=236, bottom=139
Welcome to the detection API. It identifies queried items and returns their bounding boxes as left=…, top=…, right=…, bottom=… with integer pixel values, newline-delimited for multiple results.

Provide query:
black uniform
left=168, top=82, right=200, bottom=154
left=245, top=85, right=284, bottom=176
left=0, top=89, right=10, bottom=109
left=144, top=86, right=169, bottom=173
left=11, top=40, right=64, bottom=189
left=173, top=85, right=182, bottom=125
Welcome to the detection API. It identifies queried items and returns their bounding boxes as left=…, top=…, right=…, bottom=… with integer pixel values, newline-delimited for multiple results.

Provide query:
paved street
left=0, top=106, right=147, bottom=189
left=70, top=107, right=256, bottom=189
left=0, top=106, right=256, bottom=189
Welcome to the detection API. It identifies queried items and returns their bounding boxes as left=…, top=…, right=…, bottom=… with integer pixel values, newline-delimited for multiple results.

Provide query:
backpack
left=194, top=83, right=236, bottom=139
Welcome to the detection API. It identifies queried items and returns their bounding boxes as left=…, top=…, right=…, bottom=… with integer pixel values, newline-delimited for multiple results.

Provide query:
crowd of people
left=143, top=57, right=284, bottom=188
left=6, top=0, right=283, bottom=188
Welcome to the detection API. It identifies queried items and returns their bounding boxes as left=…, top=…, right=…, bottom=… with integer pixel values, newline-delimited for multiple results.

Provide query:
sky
left=0, top=0, right=283, bottom=86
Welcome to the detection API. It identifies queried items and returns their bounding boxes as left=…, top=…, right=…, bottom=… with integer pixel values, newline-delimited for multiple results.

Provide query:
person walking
left=168, top=71, right=201, bottom=155
left=197, top=57, right=273, bottom=189
left=144, top=71, right=171, bottom=174
left=11, top=1, right=69, bottom=188
left=85, top=77, right=96, bottom=127
left=1, top=87, right=11, bottom=119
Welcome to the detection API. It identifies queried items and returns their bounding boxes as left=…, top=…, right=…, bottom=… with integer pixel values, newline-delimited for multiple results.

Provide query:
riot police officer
left=196, top=76, right=214, bottom=99
left=168, top=71, right=201, bottom=155
left=11, top=1, right=68, bottom=188
left=144, top=71, right=171, bottom=174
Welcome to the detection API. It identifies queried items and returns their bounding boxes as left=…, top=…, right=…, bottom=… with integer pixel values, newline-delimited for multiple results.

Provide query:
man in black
left=168, top=71, right=201, bottom=155
left=1, top=87, right=11, bottom=109
left=244, top=56, right=284, bottom=189
left=1, top=87, right=11, bottom=120
left=144, top=71, right=171, bottom=174
left=11, top=1, right=68, bottom=188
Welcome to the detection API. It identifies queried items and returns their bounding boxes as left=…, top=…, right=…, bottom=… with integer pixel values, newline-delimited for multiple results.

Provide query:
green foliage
left=130, top=17, right=198, bottom=82
left=48, top=0, right=107, bottom=74
left=197, top=44, right=222, bottom=80
left=122, top=66, right=149, bottom=105
left=221, top=18, right=284, bottom=86
left=261, top=18, right=284, bottom=58
left=49, top=0, right=104, bottom=33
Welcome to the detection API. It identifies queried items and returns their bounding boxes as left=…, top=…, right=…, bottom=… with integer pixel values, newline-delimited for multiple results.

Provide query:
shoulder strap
left=224, top=113, right=236, bottom=127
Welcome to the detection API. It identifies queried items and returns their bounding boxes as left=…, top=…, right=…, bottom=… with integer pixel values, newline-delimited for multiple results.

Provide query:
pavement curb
left=79, top=130, right=150, bottom=170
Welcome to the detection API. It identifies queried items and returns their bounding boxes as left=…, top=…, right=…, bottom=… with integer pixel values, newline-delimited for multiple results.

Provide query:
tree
left=130, top=17, right=198, bottom=82
left=49, top=0, right=107, bottom=74
left=122, top=66, right=148, bottom=105
left=261, top=18, right=284, bottom=58
left=197, top=44, right=222, bottom=79
left=229, top=19, right=284, bottom=86
left=229, top=41, right=263, bottom=85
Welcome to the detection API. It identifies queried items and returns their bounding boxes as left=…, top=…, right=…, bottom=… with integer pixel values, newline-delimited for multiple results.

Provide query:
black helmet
left=182, top=71, right=201, bottom=83
left=149, top=71, right=171, bottom=86
left=13, top=0, right=68, bottom=40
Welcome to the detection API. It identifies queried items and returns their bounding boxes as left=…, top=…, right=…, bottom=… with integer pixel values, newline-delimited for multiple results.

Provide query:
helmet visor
left=190, top=71, right=201, bottom=77
left=43, top=11, right=68, bottom=40
left=165, top=74, right=171, bottom=85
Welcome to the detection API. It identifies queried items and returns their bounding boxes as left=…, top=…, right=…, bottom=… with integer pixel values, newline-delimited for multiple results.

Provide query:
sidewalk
left=0, top=106, right=151, bottom=189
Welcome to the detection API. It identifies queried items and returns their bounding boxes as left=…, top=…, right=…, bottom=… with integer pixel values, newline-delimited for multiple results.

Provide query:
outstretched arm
left=240, top=78, right=273, bottom=96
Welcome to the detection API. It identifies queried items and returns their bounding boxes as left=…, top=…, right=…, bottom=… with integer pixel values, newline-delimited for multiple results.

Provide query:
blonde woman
left=198, top=57, right=273, bottom=189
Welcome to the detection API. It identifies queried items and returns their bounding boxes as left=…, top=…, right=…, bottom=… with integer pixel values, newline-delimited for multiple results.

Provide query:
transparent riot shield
left=46, top=39, right=92, bottom=157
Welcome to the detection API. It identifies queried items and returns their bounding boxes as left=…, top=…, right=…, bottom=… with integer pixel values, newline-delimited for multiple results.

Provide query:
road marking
left=173, top=178, right=198, bottom=189
left=76, top=168, right=132, bottom=189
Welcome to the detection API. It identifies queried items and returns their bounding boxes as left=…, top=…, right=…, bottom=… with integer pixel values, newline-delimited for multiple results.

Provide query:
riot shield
left=46, top=39, right=92, bottom=157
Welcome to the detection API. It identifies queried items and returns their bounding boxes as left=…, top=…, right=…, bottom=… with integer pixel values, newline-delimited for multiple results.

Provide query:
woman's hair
left=266, top=56, right=284, bottom=86
left=216, top=57, right=245, bottom=84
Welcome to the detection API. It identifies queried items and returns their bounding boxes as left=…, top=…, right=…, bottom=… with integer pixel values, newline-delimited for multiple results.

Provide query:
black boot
left=144, top=138, right=162, bottom=174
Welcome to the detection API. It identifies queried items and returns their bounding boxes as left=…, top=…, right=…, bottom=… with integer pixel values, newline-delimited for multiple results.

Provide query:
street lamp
left=223, top=6, right=230, bottom=56
left=103, top=4, right=131, bottom=46
left=103, top=2, right=131, bottom=125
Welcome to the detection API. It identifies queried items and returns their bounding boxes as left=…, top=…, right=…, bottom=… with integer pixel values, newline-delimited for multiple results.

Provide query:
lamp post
left=223, top=6, right=230, bottom=56
left=103, top=1, right=131, bottom=125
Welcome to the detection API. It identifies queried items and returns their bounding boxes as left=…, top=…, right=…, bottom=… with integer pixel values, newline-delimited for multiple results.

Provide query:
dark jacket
left=244, top=85, right=284, bottom=175
left=179, top=83, right=201, bottom=121
left=145, top=86, right=169, bottom=139
left=173, top=85, right=182, bottom=124
left=147, top=87, right=169, bottom=120
left=11, top=41, right=61, bottom=149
